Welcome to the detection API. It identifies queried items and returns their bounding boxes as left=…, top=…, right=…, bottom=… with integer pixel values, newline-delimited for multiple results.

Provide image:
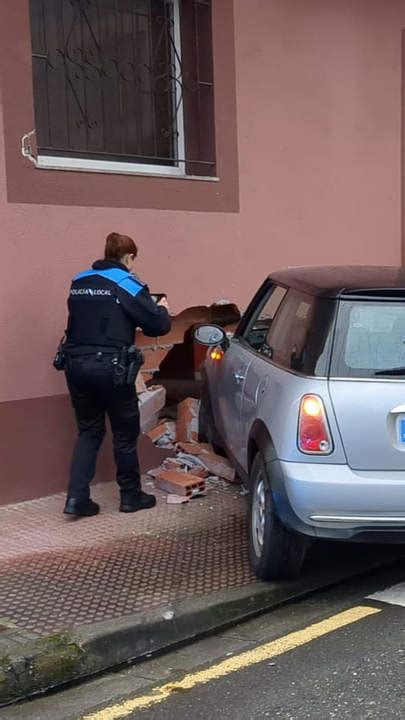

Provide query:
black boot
left=119, top=491, right=156, bottom=513
left=64, top=498, right=100, bottom=517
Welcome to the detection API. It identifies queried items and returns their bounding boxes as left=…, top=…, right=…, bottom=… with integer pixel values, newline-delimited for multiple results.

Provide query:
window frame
left=265, top=289, right=316, bottom=372
left=330, top=297, right=405, bottom=380
left=1, top=0, right=238, bottom=212
left=236, top=282, right=335, bottom=378
left=235, top=279, right=278, bottom=339
left=239, top=283, right=288, bottom=353
left=28, top=0, right=217, bottom=180
left=264, top=290, right=336, bottom=377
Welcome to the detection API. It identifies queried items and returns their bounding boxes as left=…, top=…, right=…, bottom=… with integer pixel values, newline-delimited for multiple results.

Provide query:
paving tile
left=0, top=479, right=253, bottom=635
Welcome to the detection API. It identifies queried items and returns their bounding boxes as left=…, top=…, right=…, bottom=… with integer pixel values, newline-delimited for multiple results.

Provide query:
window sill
left=36, top=155, right=219, bottom=182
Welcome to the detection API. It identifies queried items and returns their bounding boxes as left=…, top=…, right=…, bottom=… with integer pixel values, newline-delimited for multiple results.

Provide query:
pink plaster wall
left=1, top=0, right=404, bottom=404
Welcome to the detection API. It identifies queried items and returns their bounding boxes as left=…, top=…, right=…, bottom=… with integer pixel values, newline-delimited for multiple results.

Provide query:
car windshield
left=330, top=299, right=405, bottom=378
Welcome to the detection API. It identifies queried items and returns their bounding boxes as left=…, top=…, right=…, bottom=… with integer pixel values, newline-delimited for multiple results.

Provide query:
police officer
left=61, top=232, right=171, bottom=517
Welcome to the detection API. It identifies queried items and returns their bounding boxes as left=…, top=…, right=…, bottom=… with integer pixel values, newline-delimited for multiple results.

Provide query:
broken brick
left=176, top=442, right=212, bottom=455
left=176, top=398, right=199, bottom=443
left=135, top=372, right=148, bottom=394
left=162, top=457, right=184, bottom=471
left=149, top=456, right=210, bottom=480
left=186, top=465, right=210, bottom=479
left=147, top=424, right=168, bottom=444
left=147, top=421, right=176, bottom=446
left=154, top=470, right=206, bottom=497
left=197, top=452, right=237, bottom=483
left=138, top=386, right=166, bottom=432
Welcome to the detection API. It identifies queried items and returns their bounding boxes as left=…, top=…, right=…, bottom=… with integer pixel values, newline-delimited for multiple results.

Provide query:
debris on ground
left=146, top=420, right=176, bottom=448
left=166, top=494, right=190, bottom=505
left=192, top=451, right=236, bottom=483
left=176, top=441, right=212, bottom=455
left=145, top=397, right=241, bottom=504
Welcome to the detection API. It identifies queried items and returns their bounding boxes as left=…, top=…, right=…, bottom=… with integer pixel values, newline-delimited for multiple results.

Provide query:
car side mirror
left=193, top=324, right=229, bottom=350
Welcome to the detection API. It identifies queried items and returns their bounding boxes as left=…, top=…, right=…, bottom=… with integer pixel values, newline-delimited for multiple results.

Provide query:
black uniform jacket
left=65, top=259, right=171, bottom=350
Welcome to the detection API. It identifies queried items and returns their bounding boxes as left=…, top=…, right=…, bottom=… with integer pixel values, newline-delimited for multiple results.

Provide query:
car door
left=222, top=283, right=288, bottom=468
left=206, top=279, right=274, bottom=458
left=238, top=288, right=317, bottom=471
left=207, top=338, right=254, bottom=460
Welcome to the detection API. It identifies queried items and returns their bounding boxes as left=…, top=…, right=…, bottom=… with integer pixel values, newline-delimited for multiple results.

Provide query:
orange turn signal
left=210, top=347, right=224, bottom=361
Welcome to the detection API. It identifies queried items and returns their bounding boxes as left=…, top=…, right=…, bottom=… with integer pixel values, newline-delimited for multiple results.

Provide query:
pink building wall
left=0, top=0, right=404, bottom=503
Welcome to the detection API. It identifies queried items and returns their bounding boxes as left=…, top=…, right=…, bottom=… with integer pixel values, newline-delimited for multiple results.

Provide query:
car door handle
left=233, top=371, right=246, bottom=383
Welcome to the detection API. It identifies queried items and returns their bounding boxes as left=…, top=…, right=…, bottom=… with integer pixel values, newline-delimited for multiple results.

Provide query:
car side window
left=266, top=290, right=315, bottom=371
left=243, top=285, right=287, bottom=351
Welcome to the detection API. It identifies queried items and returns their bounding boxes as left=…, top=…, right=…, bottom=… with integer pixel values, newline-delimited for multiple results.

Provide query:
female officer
left=62, top=232, right=171, bottom=517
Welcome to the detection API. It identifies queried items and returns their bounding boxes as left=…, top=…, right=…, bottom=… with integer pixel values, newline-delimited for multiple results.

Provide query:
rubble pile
left=146, top=397, right=239, bottom=504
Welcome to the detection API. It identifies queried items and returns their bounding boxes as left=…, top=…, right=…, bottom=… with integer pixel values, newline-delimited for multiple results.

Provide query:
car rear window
left=331, top=300, right=405, bottom=378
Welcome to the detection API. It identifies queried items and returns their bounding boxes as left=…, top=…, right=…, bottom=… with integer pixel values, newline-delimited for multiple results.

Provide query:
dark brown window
left=265, top=290, right=336, bottom=377
left=29, top=0, right=216, bottom=176
left=266, top=291, right=315, bottom=371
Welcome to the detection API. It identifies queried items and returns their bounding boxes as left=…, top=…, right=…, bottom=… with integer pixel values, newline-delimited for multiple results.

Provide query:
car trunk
left=328, top=379, right=405, bottom=471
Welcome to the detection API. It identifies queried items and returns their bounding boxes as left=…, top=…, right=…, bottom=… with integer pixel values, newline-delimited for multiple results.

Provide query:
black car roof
left=269, top=265, right=405, bottom=298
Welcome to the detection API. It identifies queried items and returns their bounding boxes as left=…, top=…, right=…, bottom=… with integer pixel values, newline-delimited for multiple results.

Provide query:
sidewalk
left=0, top=477, right=402, bottom=706
left=0, top=478, right=251, bottom=636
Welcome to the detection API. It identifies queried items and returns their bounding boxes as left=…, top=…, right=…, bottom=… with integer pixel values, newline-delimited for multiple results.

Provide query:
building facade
left=1, top=0, right=405, bottom=504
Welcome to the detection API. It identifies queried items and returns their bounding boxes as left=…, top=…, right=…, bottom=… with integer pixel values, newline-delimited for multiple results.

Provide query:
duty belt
left=63, top=345, right=118, bottom=357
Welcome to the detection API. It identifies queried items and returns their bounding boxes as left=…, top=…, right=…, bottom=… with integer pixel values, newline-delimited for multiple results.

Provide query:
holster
left=53, top=340, right=66, bottom=371
left=126, top=346, right=145, bottom=385
left=112, top=346, right=144, bottom=387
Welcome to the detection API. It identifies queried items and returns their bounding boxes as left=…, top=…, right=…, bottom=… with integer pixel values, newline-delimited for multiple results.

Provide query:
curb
left=0, top=548, right=403, bottom=706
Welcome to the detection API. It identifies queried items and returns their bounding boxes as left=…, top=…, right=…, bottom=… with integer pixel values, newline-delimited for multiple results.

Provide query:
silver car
left=195, top=266, right=405, bottom=580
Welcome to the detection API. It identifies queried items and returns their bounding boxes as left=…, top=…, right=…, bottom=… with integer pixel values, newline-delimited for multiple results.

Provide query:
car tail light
left=298, top=395, right=333, bottom=454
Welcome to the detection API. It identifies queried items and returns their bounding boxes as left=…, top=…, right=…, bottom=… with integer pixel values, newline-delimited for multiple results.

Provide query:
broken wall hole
left=137, top=302, right=241, bottom=405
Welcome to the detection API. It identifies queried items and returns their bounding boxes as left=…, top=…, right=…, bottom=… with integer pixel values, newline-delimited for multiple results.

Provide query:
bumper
left=270, top=459, right=405, bottom=542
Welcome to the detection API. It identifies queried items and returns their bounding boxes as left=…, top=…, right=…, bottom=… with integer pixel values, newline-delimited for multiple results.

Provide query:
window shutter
left=180, top=0, right=216, bottom=176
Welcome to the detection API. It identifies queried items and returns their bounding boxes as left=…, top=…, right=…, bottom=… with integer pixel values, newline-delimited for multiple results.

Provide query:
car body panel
left=277, top=460, right=405, bottom=536
left=205, top=340, right=253, bottom=459
left=329, top=379, right=405, bottom=471
left=201, top=266, right=405, bottom=543
left=206, top=351, right=347, bottom=469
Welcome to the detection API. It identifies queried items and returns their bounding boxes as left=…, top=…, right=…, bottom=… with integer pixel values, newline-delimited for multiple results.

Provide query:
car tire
left=248, top=453, right=307, bottom=581
left=198, top=390, right=223, bottom=453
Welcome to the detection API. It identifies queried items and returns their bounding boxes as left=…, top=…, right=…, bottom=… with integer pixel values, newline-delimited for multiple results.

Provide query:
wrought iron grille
left=29, top=0, right=216, bottom=173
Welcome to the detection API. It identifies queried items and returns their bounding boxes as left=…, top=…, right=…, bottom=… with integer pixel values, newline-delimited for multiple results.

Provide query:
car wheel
left=248, top=453, right=307, bottom=580
left=198, top=389, right=222, bottom=453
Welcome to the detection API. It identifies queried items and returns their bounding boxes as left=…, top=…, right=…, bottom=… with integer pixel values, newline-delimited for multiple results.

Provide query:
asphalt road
left=2, top=561, right=405, bottom=720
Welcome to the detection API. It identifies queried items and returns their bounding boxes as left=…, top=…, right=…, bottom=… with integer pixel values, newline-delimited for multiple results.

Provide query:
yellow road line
left=82, top=605, right=380, bottom=720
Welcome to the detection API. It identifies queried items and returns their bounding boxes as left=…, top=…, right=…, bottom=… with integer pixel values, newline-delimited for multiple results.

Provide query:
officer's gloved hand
left=158, top=297, right=170, bottom=313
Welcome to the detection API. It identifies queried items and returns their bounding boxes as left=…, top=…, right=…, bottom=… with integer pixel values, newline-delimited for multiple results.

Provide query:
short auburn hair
left=104, top=232, right=138, bottom=261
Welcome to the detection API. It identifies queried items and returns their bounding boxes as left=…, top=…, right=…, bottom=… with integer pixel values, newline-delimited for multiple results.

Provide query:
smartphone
left=151, top=293, right=167, bottom=303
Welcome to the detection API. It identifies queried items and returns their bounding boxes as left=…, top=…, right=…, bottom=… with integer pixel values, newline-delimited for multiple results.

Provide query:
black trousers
left=65, top=356, right=141, bottom=501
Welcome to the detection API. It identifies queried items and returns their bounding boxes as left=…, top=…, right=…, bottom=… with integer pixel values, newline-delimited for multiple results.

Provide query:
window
left=331, top=300, right=405, bottom=378
left=28, top=0, right=215, bottom=177
left=264, top=290, right=334, bottom=376
left=243, top=285, right=287, bottom=351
